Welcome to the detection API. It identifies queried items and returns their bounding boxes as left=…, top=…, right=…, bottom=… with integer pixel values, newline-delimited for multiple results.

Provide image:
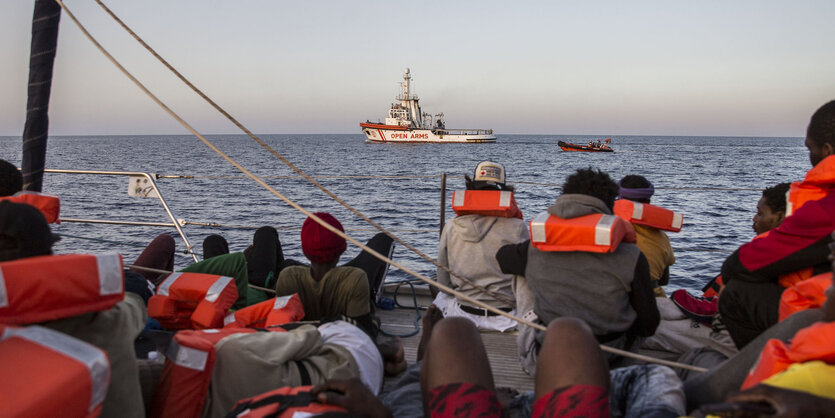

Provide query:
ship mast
left=399, top=68, right=423, bottom=128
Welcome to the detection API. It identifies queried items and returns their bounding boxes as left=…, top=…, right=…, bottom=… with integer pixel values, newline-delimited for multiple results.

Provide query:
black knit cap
left=0, top=200, right=56, bottom=262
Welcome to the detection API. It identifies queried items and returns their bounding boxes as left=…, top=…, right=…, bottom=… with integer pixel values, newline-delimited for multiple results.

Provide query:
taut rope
left=58, top=0, right=706, bottom=373
left=89, top=0, right=513, bottom=306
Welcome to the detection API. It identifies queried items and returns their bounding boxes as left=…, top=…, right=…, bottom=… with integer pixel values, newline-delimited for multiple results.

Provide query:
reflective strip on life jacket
left=150, top=327, right=285, bottom=418
left=0, top=325, right=110, bottom=418
left=451, top=190, right=523, bottom=219
left=778, top=272, right=833, bottom=322
left=223, top=293, right=305, bottom=329
left=529, top=212, right=636, bottom=253
left=0, top=254, right=124, bottom=325
left=147, top=272, right=238, bottom=330
left=227, top=385, right=349, bottom=418
left=0, top=191, right=61, bottom=223
left=613, top=199, right=683, bottom=232
left=741, top=321, right=835, bottom=390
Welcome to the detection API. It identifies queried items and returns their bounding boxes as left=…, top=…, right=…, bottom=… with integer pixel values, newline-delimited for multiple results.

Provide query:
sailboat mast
left=21, top=0, right=62, bottom=192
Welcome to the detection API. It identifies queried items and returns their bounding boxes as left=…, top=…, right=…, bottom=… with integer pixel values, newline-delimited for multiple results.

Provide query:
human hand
left=726, top=384, right=835, bottom=418
left=311, top=379, right=392, bottom=418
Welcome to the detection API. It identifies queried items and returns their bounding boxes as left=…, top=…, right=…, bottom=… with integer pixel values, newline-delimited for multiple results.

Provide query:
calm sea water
left=0, top=134, right=808, bottom=293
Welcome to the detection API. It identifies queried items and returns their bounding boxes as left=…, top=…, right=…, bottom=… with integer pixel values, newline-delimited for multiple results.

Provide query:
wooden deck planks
left=377, top=300, right=535, bottom=392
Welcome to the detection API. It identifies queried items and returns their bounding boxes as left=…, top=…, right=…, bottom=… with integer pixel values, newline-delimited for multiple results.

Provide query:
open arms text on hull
left=360, top=69, right=496, bottom=144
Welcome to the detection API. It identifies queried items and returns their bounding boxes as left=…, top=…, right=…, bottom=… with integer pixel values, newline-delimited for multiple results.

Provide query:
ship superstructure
left=360, top=69, right=496, bottom=143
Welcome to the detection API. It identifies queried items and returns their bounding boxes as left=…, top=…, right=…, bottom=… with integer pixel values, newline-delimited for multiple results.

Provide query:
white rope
left=60, top=0, right=706, bottom=373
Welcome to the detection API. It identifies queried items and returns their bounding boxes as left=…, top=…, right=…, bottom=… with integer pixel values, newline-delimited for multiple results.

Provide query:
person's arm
left=659, top=266, right=670, bottom=287
left=312, top=379, right=393, bottom=418
left=722, top=199, right=834, bottom=284
left=496, top=240, right=529, bottom=276
left=435, top=226, right=452, bottom=288
left=722, top=384, right=835, bottom=418
left=628, top=253, right=660, bottom=337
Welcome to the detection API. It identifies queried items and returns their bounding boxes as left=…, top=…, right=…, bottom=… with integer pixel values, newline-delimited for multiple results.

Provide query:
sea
left=0, top=134, right=809, bottom=294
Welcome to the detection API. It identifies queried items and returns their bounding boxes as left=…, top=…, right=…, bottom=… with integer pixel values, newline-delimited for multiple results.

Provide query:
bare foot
left=377, top=336, right=406, bottom=376
left=417, top=304, right=444, bottom=362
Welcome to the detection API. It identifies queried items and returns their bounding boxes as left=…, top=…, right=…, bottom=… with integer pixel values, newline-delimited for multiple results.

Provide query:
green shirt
left=275, top=266, right=370, bottom=320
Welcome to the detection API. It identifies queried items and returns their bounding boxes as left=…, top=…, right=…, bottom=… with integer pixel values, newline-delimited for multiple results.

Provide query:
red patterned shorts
left=531, top=385, right=609, bottom=418
left=427, top=382, right=502, bottom=418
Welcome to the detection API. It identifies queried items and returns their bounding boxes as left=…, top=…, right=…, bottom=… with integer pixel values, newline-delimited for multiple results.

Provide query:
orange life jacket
left=0, top=324, right=109, bottom=418
left=741, top=321, right=835, bottom=390
left=150, top=327, right=286, bottom=418
left=451, top=189, right=523, bottom=219
left=0, top=191, right=61, bottom=223
left=529, top=212, right=636, bottom=253
left=0, top=254, right=124, bottom=325
left=613, top=199, right=683, bottom=232
left=778, top=272, right=832, bottom=322
left=785, top=154, right=835, bottom=216
left=147, top=272, right=238, bottom=330
left=227, top=386, right=350, bottom=418
left=223, top=293, right=305, bottom=328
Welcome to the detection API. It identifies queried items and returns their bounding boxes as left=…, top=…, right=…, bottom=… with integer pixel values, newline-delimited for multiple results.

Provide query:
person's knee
left=545, top=317, right=594, bottom=342
left=429, top=317, right=479, bottom=349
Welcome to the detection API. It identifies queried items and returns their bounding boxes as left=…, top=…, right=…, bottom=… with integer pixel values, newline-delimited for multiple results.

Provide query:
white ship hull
left=361, top=124, right=496, bottom=144
left=362, top=69, right=496, bottom=144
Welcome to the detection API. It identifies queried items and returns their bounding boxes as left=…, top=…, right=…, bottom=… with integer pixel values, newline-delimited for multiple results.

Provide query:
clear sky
left=1, top=1, right=834, bottom=136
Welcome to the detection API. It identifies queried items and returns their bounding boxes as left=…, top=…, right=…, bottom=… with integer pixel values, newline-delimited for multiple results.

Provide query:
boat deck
left=377, top=287, right=535, bottom=391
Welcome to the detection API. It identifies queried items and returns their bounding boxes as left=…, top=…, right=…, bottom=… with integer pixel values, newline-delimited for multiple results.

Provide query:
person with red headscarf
left=274, top=212, right=374, bottom=333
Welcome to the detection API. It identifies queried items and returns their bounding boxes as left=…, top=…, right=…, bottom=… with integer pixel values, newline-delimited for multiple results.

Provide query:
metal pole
left=45, top=169, right=199, bottom=262
left=439, top=172, right=446, bottom=237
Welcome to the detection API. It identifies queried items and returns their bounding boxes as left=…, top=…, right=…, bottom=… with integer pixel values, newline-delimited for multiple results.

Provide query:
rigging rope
left=59, top=0, right=707, bottom=373
left=90, top=0, right=512, bottom=306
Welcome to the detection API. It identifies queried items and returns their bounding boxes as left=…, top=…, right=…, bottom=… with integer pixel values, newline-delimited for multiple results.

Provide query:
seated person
left=686, top=230, right=835, bottom=415
left=275, top=212, right=376, bottom=335
left=313, top=309, right=685, bottom=418
left=0, top=200, right=148, bottom=418
left=617, top=174, right=677, bottom=297
left=0, top=159, right=22, bottom=196
left=434, top=161, right=529, bottom=332
left=719, top=100, right=835, bottom=349
left=497, top=168, right=659, bottom=371
left=753, top=182, right=791, bottom=236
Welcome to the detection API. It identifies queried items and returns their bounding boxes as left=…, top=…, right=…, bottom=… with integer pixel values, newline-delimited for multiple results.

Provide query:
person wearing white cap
left=433, top=161, right=529, bottom=332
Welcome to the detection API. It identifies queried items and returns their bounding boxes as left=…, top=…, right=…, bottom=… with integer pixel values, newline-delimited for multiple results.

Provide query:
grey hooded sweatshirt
left=436, top=214, right=529, bottom=309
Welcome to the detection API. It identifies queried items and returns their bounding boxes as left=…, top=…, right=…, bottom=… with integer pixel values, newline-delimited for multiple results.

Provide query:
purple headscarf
left=618, top=178, right=655, bottom=200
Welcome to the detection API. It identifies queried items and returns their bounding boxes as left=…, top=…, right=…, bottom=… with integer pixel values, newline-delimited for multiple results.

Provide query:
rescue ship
left=360, top=69, right=497, bottom=144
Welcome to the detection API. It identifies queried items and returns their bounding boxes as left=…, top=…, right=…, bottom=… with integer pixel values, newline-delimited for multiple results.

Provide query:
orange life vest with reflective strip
left=227, top=385, right=350, bottom=418
left=786, top=154, right=835, bottom=216
left=613, top=199, right=683, bottom=232
left=0, top=324, right=110, bottom=418
left=150, top=327, right=286, bottom=418
left=0, top=254, right=124, bottom=325
left=0, top=191, right=61, bottom=223
left=451, top=190, right=523, bottom=219
left=741, top=321, right=835, bottom=390
left=778, top=272, right=832, bottom=322
left=147, top=272, right=238, bottom=330
left=223, top=293, right=305, bottom=328
left=529, top=212, right=636, bottom=253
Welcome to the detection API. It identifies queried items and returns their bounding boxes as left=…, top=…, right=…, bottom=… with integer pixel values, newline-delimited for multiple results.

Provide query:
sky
left=1, top=1, right=834, bottom=137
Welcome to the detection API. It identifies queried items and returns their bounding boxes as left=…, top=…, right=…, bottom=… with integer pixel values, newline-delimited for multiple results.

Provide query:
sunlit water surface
left=0, top=134, right=808, bottom=293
